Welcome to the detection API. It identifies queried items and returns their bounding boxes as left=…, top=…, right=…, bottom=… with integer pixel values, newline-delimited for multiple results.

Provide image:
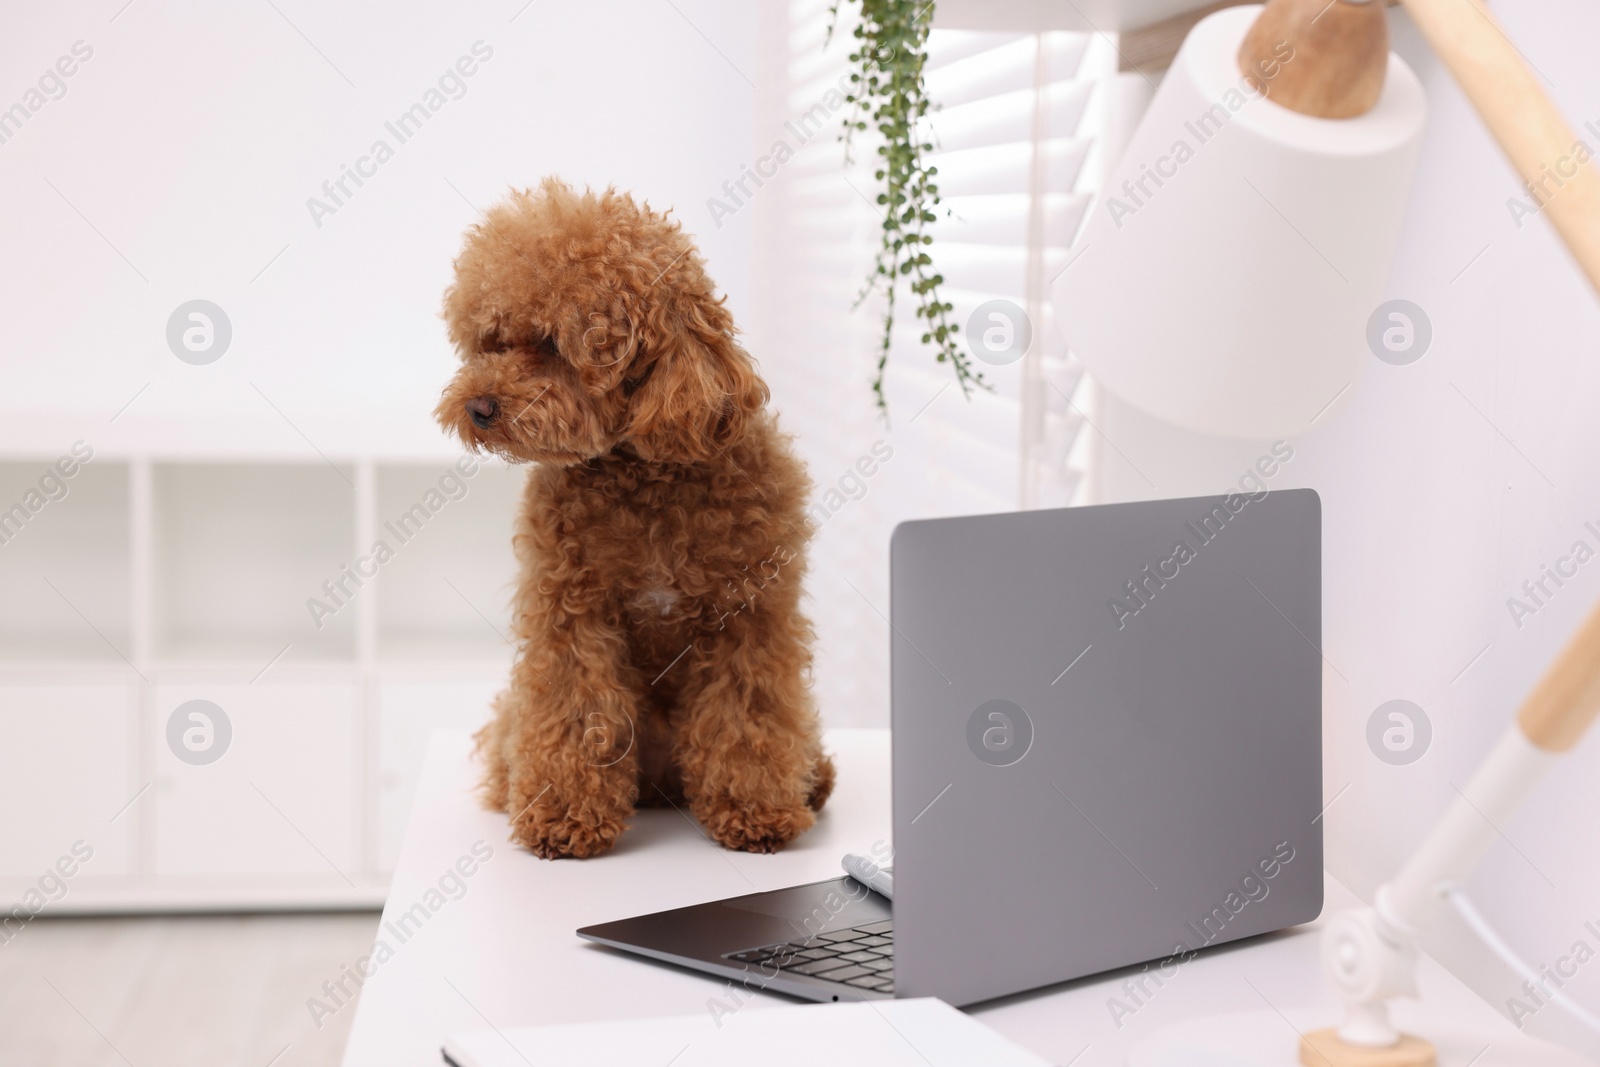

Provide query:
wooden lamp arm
left=1380, top=596, right=1600, bottom=938
left=1403, top=0, right=1600, bottom=298
left=1517, top=597, right=1600, bottom=752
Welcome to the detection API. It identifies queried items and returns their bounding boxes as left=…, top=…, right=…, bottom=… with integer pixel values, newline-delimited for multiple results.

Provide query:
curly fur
left=436, top=179, right=834, bottom=859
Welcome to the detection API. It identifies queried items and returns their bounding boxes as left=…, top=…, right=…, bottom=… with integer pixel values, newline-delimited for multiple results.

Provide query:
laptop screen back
left=890, top=489, right=1323, bottom=1006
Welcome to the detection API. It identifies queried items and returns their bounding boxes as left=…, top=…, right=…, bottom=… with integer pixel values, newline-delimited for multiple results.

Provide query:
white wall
left=1096, top=0, right=1600, bottom=1014
left=0, top=0, right=755, bottom=429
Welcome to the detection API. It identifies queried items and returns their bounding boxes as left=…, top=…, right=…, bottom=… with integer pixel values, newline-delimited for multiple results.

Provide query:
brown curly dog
left=435, top=178, right=834, bottom=859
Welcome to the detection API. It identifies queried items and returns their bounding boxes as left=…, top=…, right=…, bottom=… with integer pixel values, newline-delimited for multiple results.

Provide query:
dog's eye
left=531, top=336, right=560, bottom=362
left=481, top=334, right=509, bottom=354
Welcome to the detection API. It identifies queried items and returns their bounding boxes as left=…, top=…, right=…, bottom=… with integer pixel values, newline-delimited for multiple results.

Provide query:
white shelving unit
left=0, top=411, right=522, bottom=912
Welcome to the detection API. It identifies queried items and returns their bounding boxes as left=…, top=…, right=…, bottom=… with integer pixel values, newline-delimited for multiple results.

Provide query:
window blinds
left=748, top=1, right=1110, bottom=725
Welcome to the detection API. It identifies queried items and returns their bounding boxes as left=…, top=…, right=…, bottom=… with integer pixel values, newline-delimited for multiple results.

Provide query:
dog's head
left=436, top=179, right=766, bottom=466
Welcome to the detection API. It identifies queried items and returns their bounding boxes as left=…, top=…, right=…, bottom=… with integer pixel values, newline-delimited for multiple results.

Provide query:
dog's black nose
left=466, top=396, right=499, bottom=429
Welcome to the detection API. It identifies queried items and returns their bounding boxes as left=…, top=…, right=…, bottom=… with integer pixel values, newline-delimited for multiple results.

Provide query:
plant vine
left=828, top=0, right=986, bottom=418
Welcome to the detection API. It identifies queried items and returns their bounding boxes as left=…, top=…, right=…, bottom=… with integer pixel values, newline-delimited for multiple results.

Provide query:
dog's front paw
left=697, top=798, right=816, bottom=854
left=508, top=791, right=627, bottom=859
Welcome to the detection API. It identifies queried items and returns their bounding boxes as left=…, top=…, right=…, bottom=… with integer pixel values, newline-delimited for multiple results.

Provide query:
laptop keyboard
left=724, top=919, right=894, bottom=993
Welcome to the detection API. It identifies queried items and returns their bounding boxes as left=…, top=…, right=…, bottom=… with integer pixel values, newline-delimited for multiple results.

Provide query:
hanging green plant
left=829, top=0, right=987, bottom=417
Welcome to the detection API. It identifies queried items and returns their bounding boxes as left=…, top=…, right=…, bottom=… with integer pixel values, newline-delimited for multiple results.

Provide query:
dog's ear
left=624, top=281, right=767, bottom=464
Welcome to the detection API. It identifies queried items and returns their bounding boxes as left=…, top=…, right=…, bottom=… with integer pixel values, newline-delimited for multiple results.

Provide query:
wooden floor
left=0, top=912, right=380, bottom=1067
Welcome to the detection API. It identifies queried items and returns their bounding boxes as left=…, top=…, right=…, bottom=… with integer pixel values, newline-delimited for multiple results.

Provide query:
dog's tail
left=806, top=751, right=836, bottom=812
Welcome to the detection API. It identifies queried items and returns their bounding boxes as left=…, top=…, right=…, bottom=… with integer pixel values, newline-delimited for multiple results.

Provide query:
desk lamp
left=1053, top=0, right=1426, bottom=441
left=1303, top=594, right=1600, bottom=1065
left=1049, top=0, right=1600, bottom=1062
left=1053, top=0, right=1600, bottom=442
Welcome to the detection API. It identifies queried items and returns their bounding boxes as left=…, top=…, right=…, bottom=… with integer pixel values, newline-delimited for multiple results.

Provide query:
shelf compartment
left=0, top=460, right=132, bottom=662
left=373, top=461, right=523, bottom=660
left=152, top=463, right=357, bottom=663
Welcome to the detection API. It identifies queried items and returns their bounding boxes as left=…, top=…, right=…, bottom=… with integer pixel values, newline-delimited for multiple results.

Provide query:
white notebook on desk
left=442, top=997, right=1048, bottom=1067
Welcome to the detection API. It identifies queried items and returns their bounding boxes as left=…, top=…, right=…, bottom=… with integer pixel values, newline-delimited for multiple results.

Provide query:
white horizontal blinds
left=746, top=7, right=1106, bottom=726
left=1024, top=33, right=1121, bottom=510
left=750, top=0, right=898, bottom=727
left=913, top=27, right=1098, bottom=513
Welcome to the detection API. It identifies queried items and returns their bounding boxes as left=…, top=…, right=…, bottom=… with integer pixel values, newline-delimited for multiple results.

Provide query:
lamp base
left=1299, top=1028, right=1435, bottom=1066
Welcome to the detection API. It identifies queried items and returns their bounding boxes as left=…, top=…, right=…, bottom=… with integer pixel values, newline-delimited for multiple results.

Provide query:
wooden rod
left=1238, top=0, right=1390, bottom=119
left=1517, top=596, right=1600, bottom=752
left=1403, top=0, right=1600, bottom=299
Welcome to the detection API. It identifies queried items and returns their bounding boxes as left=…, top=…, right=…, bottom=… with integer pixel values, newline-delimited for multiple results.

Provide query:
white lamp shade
left=1053, top=5, right=1426, bottom=440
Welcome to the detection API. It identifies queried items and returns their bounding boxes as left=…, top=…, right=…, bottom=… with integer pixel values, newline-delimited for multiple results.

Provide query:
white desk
left=341, top=729, right=1580, bottom=1066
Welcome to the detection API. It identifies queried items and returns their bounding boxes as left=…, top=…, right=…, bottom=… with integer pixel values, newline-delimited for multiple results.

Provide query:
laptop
left=577, top=489, right=1323, bottom=1007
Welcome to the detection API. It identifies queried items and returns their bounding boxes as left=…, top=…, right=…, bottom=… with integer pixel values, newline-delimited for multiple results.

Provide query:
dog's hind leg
left=806, top=749, right=835, bottom=812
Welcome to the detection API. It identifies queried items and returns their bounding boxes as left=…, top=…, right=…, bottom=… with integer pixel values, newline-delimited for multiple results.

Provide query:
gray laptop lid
left=890, top=489, right=1322, bottom=1006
